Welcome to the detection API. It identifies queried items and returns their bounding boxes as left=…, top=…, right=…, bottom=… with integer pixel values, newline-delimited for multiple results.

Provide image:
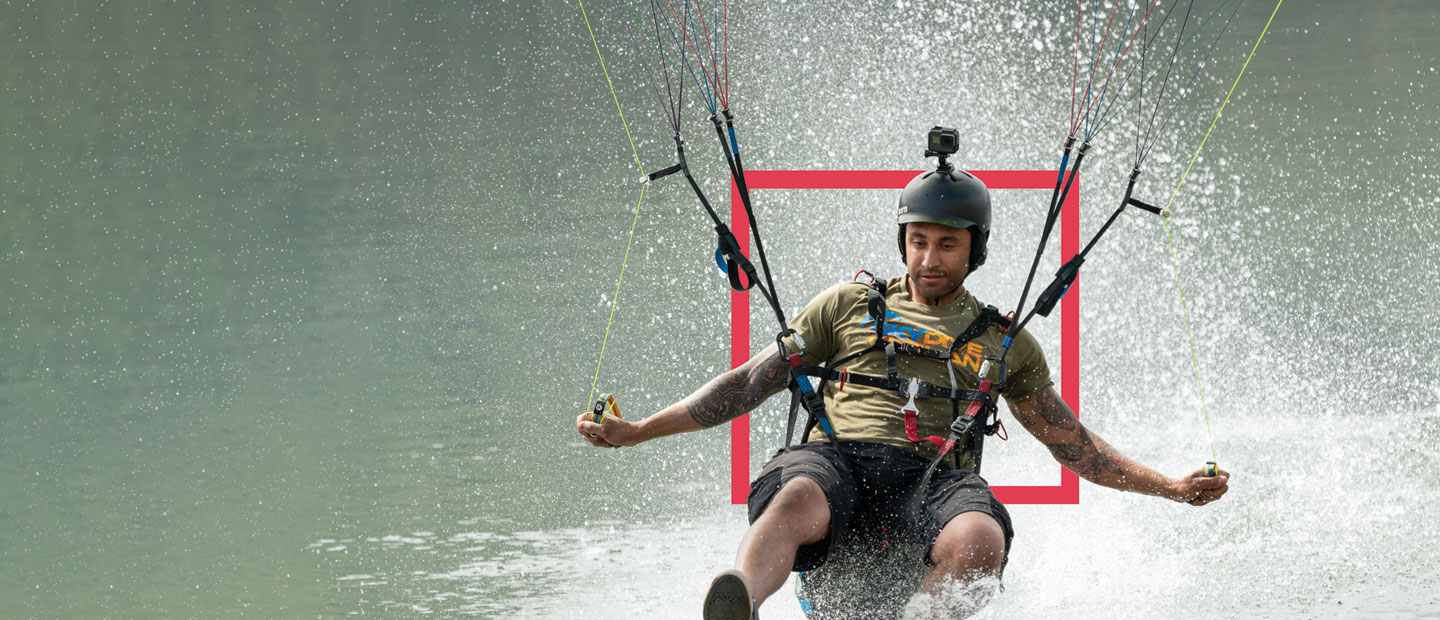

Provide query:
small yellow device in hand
left=588, top=393, right=622, bottom=438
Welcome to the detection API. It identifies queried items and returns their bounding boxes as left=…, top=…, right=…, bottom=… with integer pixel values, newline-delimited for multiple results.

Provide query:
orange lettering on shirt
left=954, top=341, right=984, bottom=372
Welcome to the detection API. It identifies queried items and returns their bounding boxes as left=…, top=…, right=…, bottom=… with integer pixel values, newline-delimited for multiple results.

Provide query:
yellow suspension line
left=578, top=0, right=648, bottom=410
left=1161, top=0, right=1284, bottom=466
left=578, top=0, right=645, bottom=173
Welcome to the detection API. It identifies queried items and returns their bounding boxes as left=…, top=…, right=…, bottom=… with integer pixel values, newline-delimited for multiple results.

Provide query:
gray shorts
left=746, top=440, right=1014, bottom=573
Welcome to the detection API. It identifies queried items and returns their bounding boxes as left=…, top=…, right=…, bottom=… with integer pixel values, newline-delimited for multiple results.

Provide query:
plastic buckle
left=949, top=413, right=976, bottom=436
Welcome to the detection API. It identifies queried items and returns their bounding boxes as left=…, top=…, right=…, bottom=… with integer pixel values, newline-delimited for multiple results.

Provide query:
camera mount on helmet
left=924, top=126, right=960, bottom=172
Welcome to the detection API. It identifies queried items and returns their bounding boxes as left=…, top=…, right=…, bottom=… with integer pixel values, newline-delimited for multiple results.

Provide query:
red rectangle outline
left=728, top=170, right=1080, bottom=505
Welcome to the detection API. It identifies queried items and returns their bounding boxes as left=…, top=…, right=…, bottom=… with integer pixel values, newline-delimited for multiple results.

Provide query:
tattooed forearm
left=1034, top=389, right=1078, bottom=431
left=1013, top=386, right=1178, bottom=497
left=1025, top=388, right=1125, bottom=480
left=1046, top=431, right=1126, bottom=479
left=684, top=347, right=791, bottom=427
left=1046, top=443, right=1085, bottom=463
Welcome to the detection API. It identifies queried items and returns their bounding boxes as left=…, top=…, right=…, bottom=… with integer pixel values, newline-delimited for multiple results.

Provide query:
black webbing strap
left=948, top=305, right=1011, bottom=356
left=781, top=340, right=880, bottom=447
left=784, top=388, right=802, bottom=449
left=866, top=278, right=888, bottom=334
left=790, top=365, right=988, bottom=402
left=784, top=277, right=1013, bottom=451
left=891, top=341, right=952, bottom=360
left=715, top=224, right=758, bottom=293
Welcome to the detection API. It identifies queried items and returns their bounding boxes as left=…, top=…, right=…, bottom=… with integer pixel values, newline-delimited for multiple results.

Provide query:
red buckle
left=837, top=367, right=849, bottom=391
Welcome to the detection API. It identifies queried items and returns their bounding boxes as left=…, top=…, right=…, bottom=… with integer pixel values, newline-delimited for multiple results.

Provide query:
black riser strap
left=784, top=389, right=802, bottom=447
left=714, top=225, right=757, bottom=292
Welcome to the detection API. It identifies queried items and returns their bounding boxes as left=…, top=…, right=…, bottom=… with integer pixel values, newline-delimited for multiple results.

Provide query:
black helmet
left=896, top=165, right=991, bottom=269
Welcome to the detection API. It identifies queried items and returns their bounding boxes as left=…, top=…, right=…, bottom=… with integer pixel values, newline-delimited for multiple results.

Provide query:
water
left=2, top=1, right=1438, bottom=618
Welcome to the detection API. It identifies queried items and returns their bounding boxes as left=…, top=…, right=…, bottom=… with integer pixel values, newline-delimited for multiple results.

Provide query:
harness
left=777, top=272, right=1012, bottom=473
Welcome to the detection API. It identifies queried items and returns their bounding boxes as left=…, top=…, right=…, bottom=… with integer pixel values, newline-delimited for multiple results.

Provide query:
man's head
left=901, top=221, right=974, bottom=303
left=896, top=162, right=992, bottom=271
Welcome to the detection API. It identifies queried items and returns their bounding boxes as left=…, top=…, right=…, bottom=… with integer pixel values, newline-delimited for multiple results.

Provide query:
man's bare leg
left=733, top=476, right=831, bottom=604
left=907, top=511, right=1006, bottom=619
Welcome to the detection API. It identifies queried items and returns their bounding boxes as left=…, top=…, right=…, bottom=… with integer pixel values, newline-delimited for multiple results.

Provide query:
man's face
left=904, top=221, right=972, bottom=302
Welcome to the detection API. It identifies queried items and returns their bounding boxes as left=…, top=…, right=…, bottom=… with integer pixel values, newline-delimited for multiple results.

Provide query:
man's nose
left=918, top=246, right=939, bottom=266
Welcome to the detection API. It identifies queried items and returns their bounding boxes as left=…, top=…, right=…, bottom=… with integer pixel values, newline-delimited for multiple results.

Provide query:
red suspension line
left=1079, top=0, right=1164, bottom=125
left=690, top=0, right=722, bottom=103
left=1071, top=0, right=1122, bottom=136
left=1070, top=0, right=1083, bottom=136
left=667, top=0, right=725, bottom=107
left=722, top=0, right=729, bottom=106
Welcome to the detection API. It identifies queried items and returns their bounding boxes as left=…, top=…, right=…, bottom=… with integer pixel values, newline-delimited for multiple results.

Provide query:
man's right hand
left=573, top=343, right=790, bottom=451
left=577, top=411, right=639, bottom=449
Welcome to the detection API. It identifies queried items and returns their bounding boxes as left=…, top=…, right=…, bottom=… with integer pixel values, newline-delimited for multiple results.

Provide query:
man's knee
left=757, top=477, right=831, bottom=543
left=930, top=511, right=1006, bottom=577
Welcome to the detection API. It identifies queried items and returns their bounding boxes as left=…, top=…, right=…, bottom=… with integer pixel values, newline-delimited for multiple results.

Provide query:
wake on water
left=312, top=402, right=1440, bottom=618
left=476, top=2, right=1440, bottom=618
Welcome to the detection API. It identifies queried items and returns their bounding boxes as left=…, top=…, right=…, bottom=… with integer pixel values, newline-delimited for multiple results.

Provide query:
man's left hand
left=1173, top=465, right=1230, bottom=506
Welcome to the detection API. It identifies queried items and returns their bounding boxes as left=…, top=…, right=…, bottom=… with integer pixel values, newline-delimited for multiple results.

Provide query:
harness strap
left=791, top=365, right=987, bottom=402
left=866, top=279, right=888, bottom=338
left=787, top=352, right=837, bottom=442
left=901, top=379, right=949, bottom=450
left=784, top=388, right=801, bottom=448
left=784, top=276, right=1009, bottom=456
left=890, top=341, right=952, bottom=361
left=948, top=305, right=1011, bottom=356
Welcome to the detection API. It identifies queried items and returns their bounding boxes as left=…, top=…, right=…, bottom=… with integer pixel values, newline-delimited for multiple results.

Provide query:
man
left=577, top=150, right=1231, bottom=619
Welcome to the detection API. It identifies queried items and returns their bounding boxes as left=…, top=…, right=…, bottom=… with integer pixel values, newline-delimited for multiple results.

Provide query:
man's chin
left=915, top=283, right=957, bottom=300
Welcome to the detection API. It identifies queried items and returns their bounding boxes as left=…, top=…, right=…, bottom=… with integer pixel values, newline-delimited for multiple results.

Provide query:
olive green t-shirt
left=780, top=275, right=1054, bottom=469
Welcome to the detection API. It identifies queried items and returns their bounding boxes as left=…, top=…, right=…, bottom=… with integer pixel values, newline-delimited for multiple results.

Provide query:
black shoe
left=703, top=569, right=759, bottom=620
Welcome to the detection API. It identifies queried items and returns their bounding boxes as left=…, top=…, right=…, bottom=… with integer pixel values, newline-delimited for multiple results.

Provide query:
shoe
left=703, top=569, right=759, bottom=620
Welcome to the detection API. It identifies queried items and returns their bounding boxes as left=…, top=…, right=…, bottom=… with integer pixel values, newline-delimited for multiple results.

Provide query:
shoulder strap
left=949, top=304, right=1011, bottom=355
left=785, top=275, right=889, bottom=447
left=866, top=278, right=888, bottom=342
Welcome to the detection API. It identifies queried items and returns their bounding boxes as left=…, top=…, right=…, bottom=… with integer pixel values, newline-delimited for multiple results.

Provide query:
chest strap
left=781, top=276, right=1013, bottom=465
left=791, top=365, right=988, bottom=402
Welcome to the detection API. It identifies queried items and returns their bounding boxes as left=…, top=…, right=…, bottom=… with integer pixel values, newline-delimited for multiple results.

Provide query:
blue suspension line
left=1084, top=2, right=1139, bottom=141
left=1076, top=0, right=1104, bottom=131
left=684, top=0, right=720, bottom=111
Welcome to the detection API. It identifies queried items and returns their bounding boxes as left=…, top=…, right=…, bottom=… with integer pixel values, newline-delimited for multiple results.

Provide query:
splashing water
left=2, top=1, right=1438, bottom=619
